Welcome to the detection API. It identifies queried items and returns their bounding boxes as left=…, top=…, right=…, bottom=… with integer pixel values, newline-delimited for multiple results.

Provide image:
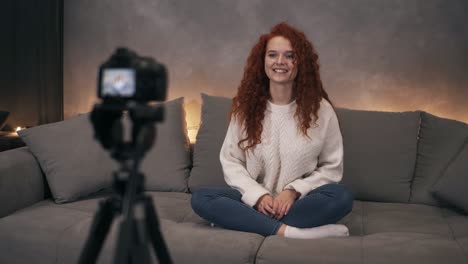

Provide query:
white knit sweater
left=220, top=99, right=343, bottom=207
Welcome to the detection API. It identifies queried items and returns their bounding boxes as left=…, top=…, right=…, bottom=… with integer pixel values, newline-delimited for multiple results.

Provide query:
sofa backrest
left=0, top=147, right=46, bottom=217
left=7, top=93, right=468, bottom=209
left=189, top=94, right=423, bottom=203
left=336, top=108, right=420, bottom=203
left=410, top=112, right=468, bottom=206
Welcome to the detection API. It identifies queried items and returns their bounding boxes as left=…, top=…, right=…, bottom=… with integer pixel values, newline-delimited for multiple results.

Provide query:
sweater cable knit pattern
left=220, top=99, right=344, bottom=207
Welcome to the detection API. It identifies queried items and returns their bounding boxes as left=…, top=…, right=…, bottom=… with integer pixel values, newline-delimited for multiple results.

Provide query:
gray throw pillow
left=141, top=98, right=191, bottom=192
left=410, top=112, right=468, bottom=206
left=336, top=108, right=421, bottom=203
left=19, top=98, right=191, bottom=203
left=19, top=114, right=116, bottom=203
left=431, top=140, right=468, bottom=213
left=188, top=94, right=232, bottom=191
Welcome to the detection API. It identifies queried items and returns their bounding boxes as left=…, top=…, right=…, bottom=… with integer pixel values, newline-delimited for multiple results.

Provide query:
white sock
left=284, top=224, right=349, bottom=239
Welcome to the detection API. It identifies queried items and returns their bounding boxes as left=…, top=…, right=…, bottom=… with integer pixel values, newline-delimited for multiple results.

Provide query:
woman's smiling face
left=264, top=36, right=298, bottom=86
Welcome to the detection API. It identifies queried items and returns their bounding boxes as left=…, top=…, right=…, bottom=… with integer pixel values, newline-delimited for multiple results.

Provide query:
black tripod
left=78, top=103, right=173, bottom=264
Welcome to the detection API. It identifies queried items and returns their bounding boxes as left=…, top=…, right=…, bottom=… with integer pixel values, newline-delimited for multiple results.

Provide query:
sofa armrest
left=0, top=147, right=45, bottom=218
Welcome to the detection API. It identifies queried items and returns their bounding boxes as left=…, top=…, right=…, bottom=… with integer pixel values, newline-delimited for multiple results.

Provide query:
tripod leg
left=130, top=219, right=153, bottom=264
left=143, top=196, right=173, bottom=264
left=114, top=217, right=153, bottom=264
left=114, top=217, right=133, bottom=264
left=78, top=198, right=118, bottom=264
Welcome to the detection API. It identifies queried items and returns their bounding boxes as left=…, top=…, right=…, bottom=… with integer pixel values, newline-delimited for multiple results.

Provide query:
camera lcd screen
left=101, top=69, right=136, bottom=97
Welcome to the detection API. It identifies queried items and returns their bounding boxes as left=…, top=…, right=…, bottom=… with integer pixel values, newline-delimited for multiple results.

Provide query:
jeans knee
left=335, top=184, right=354, bottom=214
left=321, top=184, right=353, bottom=213
left=191, top=189, right=209, bottom=214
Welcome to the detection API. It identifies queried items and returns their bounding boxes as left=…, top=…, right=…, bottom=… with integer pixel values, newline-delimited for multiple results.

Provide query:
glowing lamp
left=184, top=99, right=201, bottom=144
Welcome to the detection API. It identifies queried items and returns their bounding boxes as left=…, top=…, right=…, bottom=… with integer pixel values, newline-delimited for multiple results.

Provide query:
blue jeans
left=191, top=183, right=354, bottom=237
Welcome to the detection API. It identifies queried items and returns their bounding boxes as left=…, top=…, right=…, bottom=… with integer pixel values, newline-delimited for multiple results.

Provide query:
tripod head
left=90, top=101, right=164, bottom=163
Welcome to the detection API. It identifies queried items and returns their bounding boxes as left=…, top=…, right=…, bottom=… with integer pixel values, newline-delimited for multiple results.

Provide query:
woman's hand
left=255, top=194, right=275, bottom=217
left=272, top=189, right=299, bottom=220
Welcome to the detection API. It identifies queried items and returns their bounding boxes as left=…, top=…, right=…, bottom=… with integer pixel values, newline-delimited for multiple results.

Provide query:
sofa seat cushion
left=360, top=201, right=453, bottom=237
left=2, top=193, right=468, bottom=263
left=335, top=200, right=364, bottom=236
left=334, top=201, right=466, bottom=238
left=256, top=236, right=363, bottom=264
left=457, top=237, right=468, bottom=260
left=0, top=192, right=196, bottom=264
left=0, top=200, right=92, bottom=264
left=362, top=233, right=466, bottom=264
left=440, top=207, right=468, bottom=239
left=0, top=192, right=264, bottom=264
left=57, top=218, right=264, bottom=264
left=158, top=221, right=264, bottom=264
left=257, top=233, right=467, bottom=264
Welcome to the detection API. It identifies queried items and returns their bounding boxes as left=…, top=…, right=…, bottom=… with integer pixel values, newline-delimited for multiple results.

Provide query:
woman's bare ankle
left=277, top=224, right=287, bottom=236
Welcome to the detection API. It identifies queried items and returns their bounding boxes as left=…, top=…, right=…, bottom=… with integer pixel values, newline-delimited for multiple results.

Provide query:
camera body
left=92, top=48, right=167, bottom=156
left=98, top=48, right=167, bottom=102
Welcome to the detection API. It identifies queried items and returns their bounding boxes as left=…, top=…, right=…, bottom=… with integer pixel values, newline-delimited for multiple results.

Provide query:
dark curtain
left=0, top=0, right=63, bottom=130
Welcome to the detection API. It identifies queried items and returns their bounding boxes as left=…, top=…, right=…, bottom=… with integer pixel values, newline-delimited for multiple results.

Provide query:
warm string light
left=184, top=99, right=201, bottom=144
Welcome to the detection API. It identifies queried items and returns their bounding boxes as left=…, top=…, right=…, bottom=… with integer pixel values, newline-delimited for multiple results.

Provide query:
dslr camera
left=91, top=47, right=168, bottom=154
left=81, top=49, right=173, bottom=264
left=98, top=47, right=167, bottom=103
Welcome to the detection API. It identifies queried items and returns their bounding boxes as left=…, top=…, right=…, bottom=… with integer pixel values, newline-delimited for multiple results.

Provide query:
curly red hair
left=231, top=22, right=332, bottom=151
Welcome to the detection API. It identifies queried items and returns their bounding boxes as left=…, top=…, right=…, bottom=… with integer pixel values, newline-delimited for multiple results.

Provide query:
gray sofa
left=1, top=94, right=468, bottom=264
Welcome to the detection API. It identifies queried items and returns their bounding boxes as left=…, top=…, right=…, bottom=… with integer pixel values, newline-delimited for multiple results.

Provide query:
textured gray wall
left=64, top=0, right=468, bottom=127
